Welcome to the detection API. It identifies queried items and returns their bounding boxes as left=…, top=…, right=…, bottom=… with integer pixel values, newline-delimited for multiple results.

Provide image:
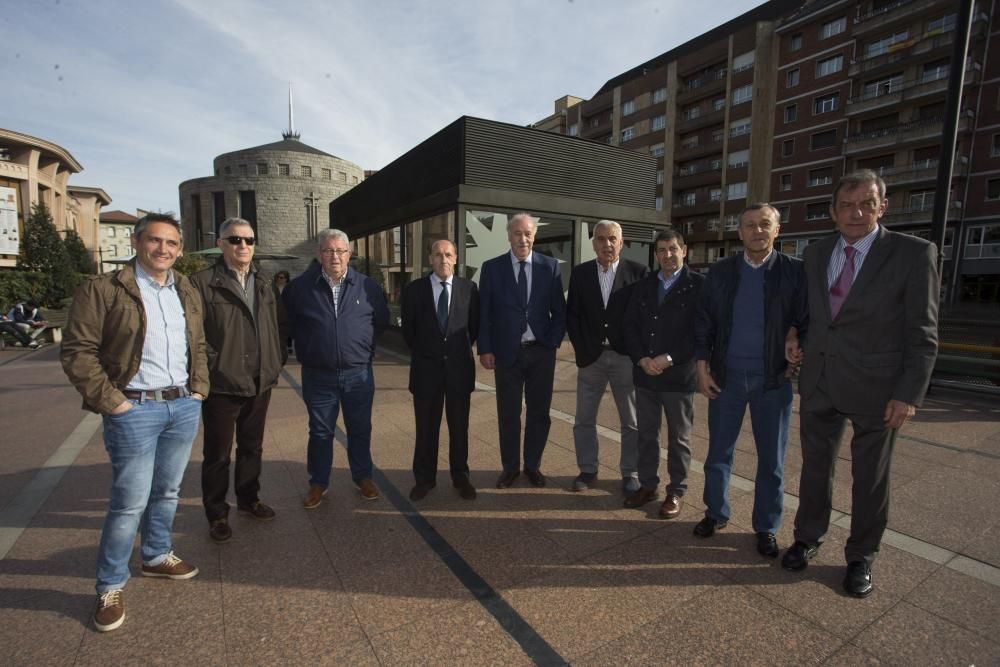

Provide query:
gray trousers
left=636, top=387, right=694, bottom=495
left=573, top=350, right=638, bottom=477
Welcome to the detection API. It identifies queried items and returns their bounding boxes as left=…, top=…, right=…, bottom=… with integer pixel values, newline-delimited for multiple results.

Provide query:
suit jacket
left=566, top=258, right=648, bottom=368
left=477, top=251, right=567, bottom=367
left=401, top=274, right=479, bottom=395
left=799, top=226, right=939, bottom=416
left=624, top=265, right=704, bottom=392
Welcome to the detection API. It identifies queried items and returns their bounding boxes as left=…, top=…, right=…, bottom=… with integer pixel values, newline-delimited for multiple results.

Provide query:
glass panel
left=465, top=210, right=572, bottom=293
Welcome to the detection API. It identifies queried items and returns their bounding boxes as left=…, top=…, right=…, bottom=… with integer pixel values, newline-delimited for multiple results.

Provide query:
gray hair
left=218, top=217, right=254, bottom=239
left=832, top=169, right=887, bottom=204
left=317, top=228, right=350, bottom=248
left=593, top=220, right=623, bottom=238
left=739, top=203, right=780, bottom=225
left=429, top=238, right=457, bottom=256
left=507, top=212, right=538, bottom=232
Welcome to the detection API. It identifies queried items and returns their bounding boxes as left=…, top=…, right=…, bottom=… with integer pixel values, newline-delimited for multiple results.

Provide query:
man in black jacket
left=623, top=228, right=704, bottom=518
left=192, top=217, right=288, bottom=542
left=566, top=220, right=648, bottom=493
left=693, top=204, right=808, bottom=557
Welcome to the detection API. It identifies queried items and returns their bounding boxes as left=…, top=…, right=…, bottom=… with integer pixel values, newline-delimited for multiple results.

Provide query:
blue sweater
left=282, top=265, right=389, bottom=371
left=726, top=259, right=766, bottom=371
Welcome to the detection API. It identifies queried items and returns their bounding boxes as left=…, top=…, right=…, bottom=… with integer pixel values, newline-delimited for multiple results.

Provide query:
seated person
left=8, top=300, right=48, bottom=346
left=0, top=311, right=39, bottom=348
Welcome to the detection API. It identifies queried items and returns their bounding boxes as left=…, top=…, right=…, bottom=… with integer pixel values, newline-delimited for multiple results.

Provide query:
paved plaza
left=1, top=332, right=998, bottom=665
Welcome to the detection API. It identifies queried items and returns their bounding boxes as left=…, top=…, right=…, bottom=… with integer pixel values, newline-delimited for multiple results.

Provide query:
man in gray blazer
left=782, top=170, right=939, bottom=598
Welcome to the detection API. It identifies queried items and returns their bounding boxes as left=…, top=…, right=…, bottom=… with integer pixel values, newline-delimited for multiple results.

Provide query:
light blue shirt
left=826, top=225, right=880, bottom=288
left=128, top=263, right=189, bottom=391
left=430, top=273, right=452, bottom=311
left=510, top=250, right=536, bottom=342
left=658, top=265, right=683, bottom=293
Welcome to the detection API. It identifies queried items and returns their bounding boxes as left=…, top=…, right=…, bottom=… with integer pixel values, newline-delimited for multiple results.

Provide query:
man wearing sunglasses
left=191, top=218, right=288, bottom=543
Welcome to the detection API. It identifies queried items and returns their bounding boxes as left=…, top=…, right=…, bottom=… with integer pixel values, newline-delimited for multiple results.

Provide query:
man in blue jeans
left=693, top=203, right=808, bottom=557
left=61, top=212, right=209, bottom=632
left=282, top=228, right=389, bottom=508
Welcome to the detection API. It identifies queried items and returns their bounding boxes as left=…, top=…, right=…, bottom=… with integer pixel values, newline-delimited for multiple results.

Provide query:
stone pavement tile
left=74, top=575, right=226, bottom=666
left=532, top=508, right=651, bottom=558
left=313, top=507, right=431, bottom=569
left=821, top=643, right=884, bottom=665
left=2, top=589, right=91, bottom=666
left=904, top=565, right=1000, bottom=642
left=961, top=521, right=1000, bottom=568
left=573, top=586, right=841, bottom=666
left=0, top=551, right=93, bottom=604
left=335, top=550, right=474, bottom=636
left=222, top=580, right=367, bottom=665
left=219, top=528, right=334, bottom=586
left=368, top=599, right=534, bottom=666
left=851, top=601, right=1000, bottom=666
left=726, top=535, right=937, bottom=639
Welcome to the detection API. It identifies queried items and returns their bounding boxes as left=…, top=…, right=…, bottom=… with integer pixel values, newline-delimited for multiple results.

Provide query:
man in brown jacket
left=61, top=212, right=209, bottom=633
left=191, top=217, right=287, bottom=542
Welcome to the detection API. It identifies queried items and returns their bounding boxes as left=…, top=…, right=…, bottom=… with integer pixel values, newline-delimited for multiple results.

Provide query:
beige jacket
left=60, top=262, right=210, bottom=414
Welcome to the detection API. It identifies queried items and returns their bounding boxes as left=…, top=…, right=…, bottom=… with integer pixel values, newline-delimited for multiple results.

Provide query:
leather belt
left=520, top=340, right=539, bottom=348
left=123, top=387, right=188, bottom=402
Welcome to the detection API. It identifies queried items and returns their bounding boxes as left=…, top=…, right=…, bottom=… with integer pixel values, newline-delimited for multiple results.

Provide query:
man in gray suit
left=782, top=170, right=939, bottom=598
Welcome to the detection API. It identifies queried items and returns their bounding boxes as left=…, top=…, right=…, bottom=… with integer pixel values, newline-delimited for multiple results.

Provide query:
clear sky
left=3, top=0, right=766, bottom=215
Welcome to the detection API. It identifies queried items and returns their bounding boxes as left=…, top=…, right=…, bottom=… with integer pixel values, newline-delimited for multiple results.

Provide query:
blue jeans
left=301, top=365, right=375, bottom=486
left=703, top=368, right=792, bottom=534
left=96, top=396, right=201, bottom=594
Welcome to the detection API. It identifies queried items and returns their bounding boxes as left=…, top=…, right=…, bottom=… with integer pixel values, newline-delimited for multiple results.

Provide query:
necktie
left=437, top=280, right=449, bottom=333
left=829, top=245, right=857, bottom=319
left=517, top=261, right=528, bottom=333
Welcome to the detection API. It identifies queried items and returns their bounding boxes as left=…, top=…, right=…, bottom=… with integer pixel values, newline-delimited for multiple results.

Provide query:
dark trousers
left=635, top=387, right=694, bottom=495
left=494, top=344, right=556, bottom=472
left=793, top=383, right=896, bottom=566
left=412, top=383, right=471, bottom=486
left=201, top=389, right=272, bottom=522
left=0, top=321, right=34, bottom=347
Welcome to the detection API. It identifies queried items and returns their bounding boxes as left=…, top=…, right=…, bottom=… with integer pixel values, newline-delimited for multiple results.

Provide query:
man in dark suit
left=566, top=220, right=648, bottom=493
left=478, top=212, right=567, bottom=489
left=782, top=170, right=939, bottom=598
left=624, top=228, right=704, bottom=518
left=402, top=239, right=479, bottom=501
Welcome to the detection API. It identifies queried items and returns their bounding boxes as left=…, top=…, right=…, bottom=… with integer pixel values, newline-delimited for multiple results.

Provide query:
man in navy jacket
left=282, top=229, right=389, bottom=509
left=478, top=212, right=567, bottom=489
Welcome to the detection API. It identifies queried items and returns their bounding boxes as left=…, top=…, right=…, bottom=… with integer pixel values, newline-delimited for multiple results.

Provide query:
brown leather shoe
left=358, top=479, right=380, bottom=500
left=93, top=590, right=125, bottom=632
left=623, top=488, right=659, bottom=508
left=303, top=485, right=327, bottom=509
left=659, top=494, right=682, bottom=519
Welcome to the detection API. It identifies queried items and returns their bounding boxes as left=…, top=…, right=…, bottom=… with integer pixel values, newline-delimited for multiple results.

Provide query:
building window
left=782, top=139, right=794, bottom=157
left=926, top=13, right=957, bottom=34
left=684, top=221, right=695, bottom=236
left=732, top=51, right=754, bottom=73
left=727, top=182, right=747, bottom=200
left=864, top=31, right=908, bottom=59
left=622, top=99, right=636, bottom=116
left=820, top=17, right=846, bottom=39
left=710, top=187, right=722, bottom=202
left=732, top=84, right=752, bottom=105
left=682, top=105, right=701, bottom=121
left=653, top=86, right=667, bottom=104
left=352, top=176, right=359, bottom=184
left=338, top=171, right=348, bottom=182
left=816, top=54, right=844, bottom=77
left=257, top=163, right=268, bottom=175
left=589, top=116, right=601, bottom=129
left=922, top=60, right=949, bottom=83
left=224, top=166, right=232, bottom=175
left=238, top=164, right=248, bottom=176
left=729, top=118, right=751, bottom=138
left=806, top=202, right=828, bottom=220
left=992, top=134, right=1000, bottom=157
left=711, top=128, right=724, bottom=143
left=621, top=126, right=635, bottom=142
left=677, top=162, right=696, bottom=177
left=790, top=33, right=802, bottom=51
left=301, top=165, right=312, bottom=177
left=322, top=168, right=332, bottom=180
left=713, top=98, right=725, bottom=112
left=278, top=164, right=290, bottom=176
left=680, top=191, right=697, bottom=206
left=863, top=74, right=903, bottom=98
left=107, top=227, right=116, bottom=237
left=780, top=173, right=792, bottom=191
left=651, top=115, right=666, bottom=131
left=986, top=179, right=1000, bottom=200
left=710, top=158, right=723, bottom=171
left=707, top=218, right=720, bottom=232
left=725, top=214, right=740, bottom=231
left=779, top=207, right=790, bottom=224
left=656, top=169, right=664, bottom=185
left=808, top=167, right=834, bottom=187
left=784, top=104, right=797, bottom=123
left=655, top=196, right=663, bottom=211
left=810, top=129, right=838, bottom=149
left=965, top=224, right=1000, bottom=259
left=650, top=143, right=665, bottom=158
left=910, top=190, right=935, bottom=210
left=813, top=92, right=840, bottom=114
left=728, top=149, right=749, bottom=168
left=787, top=68, right=800, bottom=87
left=568, top=123, right=578, bottom=136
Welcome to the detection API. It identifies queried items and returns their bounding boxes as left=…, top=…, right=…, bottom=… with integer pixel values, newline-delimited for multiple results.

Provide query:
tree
left=17, top=203, right=78, bottom=304
left=64, top=229, right=95, bottom=275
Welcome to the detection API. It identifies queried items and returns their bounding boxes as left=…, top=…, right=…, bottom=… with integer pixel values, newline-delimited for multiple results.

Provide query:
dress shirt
left=510, top=250, right=536, bottom=342
left=430, top=273, right=452, bottom=311
left=658, top=265, right=683, bottom=295
left=321, top=268, right=347, bottom=314
left=826, top=225, right=880, bottom=287
left=597, top=258, right=619, bottom=307
left=128, top=263, right=189, bottom=391
left=742, top=249, right=773, bottom=269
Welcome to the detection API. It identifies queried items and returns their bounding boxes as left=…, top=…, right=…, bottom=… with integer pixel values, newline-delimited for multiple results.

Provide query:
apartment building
left=536, top=0, right=999, bottom=304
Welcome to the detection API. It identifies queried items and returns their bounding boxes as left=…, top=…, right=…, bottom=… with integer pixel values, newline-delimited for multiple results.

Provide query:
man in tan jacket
left=61, top=212, right=209, bottom=633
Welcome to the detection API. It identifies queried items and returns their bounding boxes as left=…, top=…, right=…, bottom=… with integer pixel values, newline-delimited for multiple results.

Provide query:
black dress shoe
left=756, top=532, right=779, bottom=558
left=496, top=471, right=520, bottom=488
left=693, top=516, right=726, bottom=537
left=209, top=518, right=232, bottom=543
left=523, top=468, right=546, bottom=487
left=409, top=483, right=435, bottom=501
left=237, top=501, right=276, bottom=521
left=453, top=478, right=477, bottom=500
left=781, top=541, right=819, bottom=571
left=843, top=561, right=873, bottom=597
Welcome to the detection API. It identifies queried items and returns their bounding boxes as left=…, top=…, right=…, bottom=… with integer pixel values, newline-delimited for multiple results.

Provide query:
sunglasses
left=224, top=236, right=256, bottom=246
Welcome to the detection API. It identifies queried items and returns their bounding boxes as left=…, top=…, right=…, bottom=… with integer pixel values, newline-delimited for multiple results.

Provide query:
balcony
left=677, top=72, right=727, bottom=104
left=881, top=200, right=962, bottom=227
left=849, top=31, right=955, bottom=77
left=846, top=67, right=978, bottom=116
left=845, top=115, right=972, bottom=153
left=871, top=159, right=939, bottom=187
left=853, top=0, right=939, bottom=36
left=672, top=198, right=721, bottom=216
left=675, top=138, right=725, bottom=161
left=674, top=165, right=724, bottom=189
left=676, top=108, right=726, bottom=133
